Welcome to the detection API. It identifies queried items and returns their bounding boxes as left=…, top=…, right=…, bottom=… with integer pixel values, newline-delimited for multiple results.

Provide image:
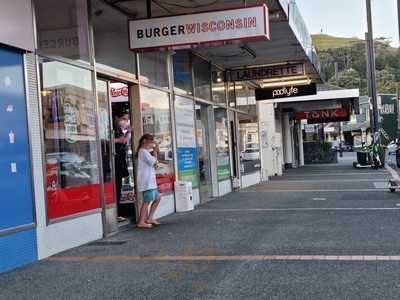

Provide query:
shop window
left=193, top=55, right=211, bottom=101
left=91, top=0, right=136, bottom=74
left=139, top=52, right=169, bottom=89
left=141, top=87, right=175, bottom=193
left=173, top=50, right=193, bottom=96
left=212, top=66, right=226, bottom=105
left=238, top=115, right=261, bottom=175
left=34, top=0, right=90, bottom=62
left=214, top=108, right=231, bottom=181
left=40, top=58, right=100, bottom=220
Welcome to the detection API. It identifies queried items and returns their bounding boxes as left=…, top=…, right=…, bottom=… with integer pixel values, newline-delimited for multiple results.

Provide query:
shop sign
left=255, top=83, right=316, bottom=100
left=110, top=83, right=129, bottom=103
left=229, top=63, right=304, bottom=82
left=129, top=5, right=269, bottom=51
left=380, top=104, right=395, bottom=115
left=175, top=96, right=199, bottom=188
left=295, top=108, right=349, bottom=124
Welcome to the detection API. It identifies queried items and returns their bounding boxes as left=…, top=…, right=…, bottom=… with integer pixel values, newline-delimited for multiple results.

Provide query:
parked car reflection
left=46, top=152, right=97, bottom=188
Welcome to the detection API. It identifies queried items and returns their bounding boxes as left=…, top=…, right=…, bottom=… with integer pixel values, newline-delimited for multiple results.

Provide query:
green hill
left=313, top=34, right=400, bottom=96
left=312, top=34, right=362, bottom=51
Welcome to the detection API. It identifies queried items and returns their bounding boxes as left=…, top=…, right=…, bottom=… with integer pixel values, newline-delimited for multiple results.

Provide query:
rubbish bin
left=357, top=151, right=368, bottom=165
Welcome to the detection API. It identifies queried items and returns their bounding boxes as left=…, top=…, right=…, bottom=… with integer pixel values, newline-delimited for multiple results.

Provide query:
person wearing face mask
left=114, top=109, right=132, bottom=222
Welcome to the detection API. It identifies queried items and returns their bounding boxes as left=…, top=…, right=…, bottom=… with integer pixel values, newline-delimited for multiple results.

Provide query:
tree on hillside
left=315, top=36, right=400, bottom=96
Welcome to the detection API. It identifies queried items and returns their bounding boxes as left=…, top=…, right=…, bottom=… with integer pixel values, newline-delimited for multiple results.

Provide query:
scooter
left=353, top=142, right=382, bottom=169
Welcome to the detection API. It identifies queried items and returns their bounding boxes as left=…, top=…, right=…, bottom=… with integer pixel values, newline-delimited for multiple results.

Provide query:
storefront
left=16, top=0, right=263, bottom=260
left=1, top=0, right=326, bottom=272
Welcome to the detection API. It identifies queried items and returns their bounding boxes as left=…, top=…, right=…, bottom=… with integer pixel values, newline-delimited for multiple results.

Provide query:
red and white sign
left=295, top=108, right=349, bottom=121
left=110, top=82, right=129, bottom=103
left=129, top=5, right=269, bottom=51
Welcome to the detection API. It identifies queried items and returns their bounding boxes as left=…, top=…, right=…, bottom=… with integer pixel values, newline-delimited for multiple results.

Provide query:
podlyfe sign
left=229, top=63, right=304, bottom=82
left=129, top=5, right=269, bottom=51
left=255, top=83, right=317, bottom=101
left=295, top=108, right=349, bottom=124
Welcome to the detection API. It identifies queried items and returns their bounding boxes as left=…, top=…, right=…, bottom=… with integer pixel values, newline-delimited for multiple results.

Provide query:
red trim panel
left=104, top=182, right=115, bottom=205
left=47, top=185, right=102, bottom=220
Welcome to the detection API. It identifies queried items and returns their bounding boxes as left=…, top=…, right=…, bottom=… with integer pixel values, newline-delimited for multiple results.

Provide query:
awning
left=109, top=0, right=321, bottom=82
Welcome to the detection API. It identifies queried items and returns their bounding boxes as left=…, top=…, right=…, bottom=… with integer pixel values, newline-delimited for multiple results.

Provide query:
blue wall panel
left=0, top=46, right=38, bottom=272
left=0, top=47, right=35, bottom=230
left=0, top=229, right=37, bottom=273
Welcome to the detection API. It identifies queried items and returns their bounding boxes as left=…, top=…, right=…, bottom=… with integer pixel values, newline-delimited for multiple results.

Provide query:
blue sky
left=296, top=0, right=399, bottom=47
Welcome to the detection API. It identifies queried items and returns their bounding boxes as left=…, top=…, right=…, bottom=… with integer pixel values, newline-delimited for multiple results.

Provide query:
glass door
left=97, top=79, right=137, bottom=235
left=97, top=79, right=118, bottom=234
left=196, top=103, right=213, bottom=202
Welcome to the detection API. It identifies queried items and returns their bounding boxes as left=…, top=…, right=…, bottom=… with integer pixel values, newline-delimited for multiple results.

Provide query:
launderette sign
left=129, top=5, right=269, bottom=51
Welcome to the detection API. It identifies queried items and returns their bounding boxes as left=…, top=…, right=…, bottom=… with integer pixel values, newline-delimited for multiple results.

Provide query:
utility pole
left=365, top=0, right=380, bottom=135
left=334, top=62, right=343, bottom=157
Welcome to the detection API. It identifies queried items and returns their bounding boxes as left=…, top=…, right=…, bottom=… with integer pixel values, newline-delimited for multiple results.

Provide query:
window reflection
left=238, top=115, right=261, bottom=175
left=34, top=0, right=90, bottom=62
left=141, top=87, right=175, bottom=193
left=173, top=50, right=193, bottom=95
left=91, top=0, right=136, bottom=74
left=214, top=108, right=230, bottom=181
left=193, top=56, right=211, bottom=100
left=40, top=59, right=100, bottom=219
left=139, top=52, right=169, bottom=89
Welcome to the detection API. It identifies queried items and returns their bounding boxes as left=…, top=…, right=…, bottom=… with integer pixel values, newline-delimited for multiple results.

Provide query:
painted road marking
left=283, top=172, right=389, bottom=177
left=271, top=179, right=389, bottom=183
left=47, top=255, right=400, bottom=262
left=374, top=182, right=390, bottom=189
left=241, top=189, right=387, bottom=193
left=312, top=198, right=327, bottom=201
left=198, top=208, right=400, bottom=212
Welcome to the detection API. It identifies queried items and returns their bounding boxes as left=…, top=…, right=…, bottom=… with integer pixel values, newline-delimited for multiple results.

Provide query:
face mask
left=119, top=120, right=129, bottom=129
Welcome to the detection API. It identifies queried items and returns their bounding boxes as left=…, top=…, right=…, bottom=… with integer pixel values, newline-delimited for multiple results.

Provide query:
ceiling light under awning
left=262, top=79, right=312, bottom=88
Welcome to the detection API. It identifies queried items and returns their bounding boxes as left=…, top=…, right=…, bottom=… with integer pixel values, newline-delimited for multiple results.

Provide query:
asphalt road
left=2, top=153, right=400, bottom=299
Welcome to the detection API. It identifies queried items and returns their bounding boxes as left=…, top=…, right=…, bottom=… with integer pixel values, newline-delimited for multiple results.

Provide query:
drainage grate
left=88, top=240, right=127, bottom=246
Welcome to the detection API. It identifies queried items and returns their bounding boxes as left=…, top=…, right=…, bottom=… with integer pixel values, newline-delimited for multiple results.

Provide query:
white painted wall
left=241, top=172, right=261, bottom=188
left=282, top=113, right=293, bottom=166
left=193, top=188, right=201, bottom=206
left=154, top=194, right=175, bottom=219
left=258, top=101, right=275, bottom=178
left=218, top=180, right=232, bottom=196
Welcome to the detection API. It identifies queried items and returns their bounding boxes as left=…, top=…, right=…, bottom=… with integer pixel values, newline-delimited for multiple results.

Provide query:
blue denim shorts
left=143, top=189, right=159, bottom=203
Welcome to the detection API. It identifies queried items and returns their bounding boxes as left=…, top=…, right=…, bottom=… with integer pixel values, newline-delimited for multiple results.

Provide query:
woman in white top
left=136, top=134, right=161, bottom=228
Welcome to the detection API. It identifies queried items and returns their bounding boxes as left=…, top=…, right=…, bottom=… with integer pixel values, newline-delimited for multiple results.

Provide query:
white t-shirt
left=137, top=148, right=158, bottom=192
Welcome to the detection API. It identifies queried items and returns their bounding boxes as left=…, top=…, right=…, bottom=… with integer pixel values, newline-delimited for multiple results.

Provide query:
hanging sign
left=129, top=5, right=269, bottom=51
left=229, top=63, right=304, bottom=82
left=295, top=108, right=349, bottom=124
left=255, top=83, right=317, bottom=100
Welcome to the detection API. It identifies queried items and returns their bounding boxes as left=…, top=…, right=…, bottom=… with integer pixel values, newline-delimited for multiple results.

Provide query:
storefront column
left=298, top=124, right=305, bottom=167
left=283, top=113, right=293, bottom=168
left=258, top=101, right=274, bottom=179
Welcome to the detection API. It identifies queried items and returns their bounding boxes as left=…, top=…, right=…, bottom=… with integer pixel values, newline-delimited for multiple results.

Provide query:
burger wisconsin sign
left=129, top=5, right=269, bottom=51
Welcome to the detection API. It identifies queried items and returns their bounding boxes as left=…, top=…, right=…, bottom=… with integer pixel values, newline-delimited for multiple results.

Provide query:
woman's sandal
left=146, top=220, right=161, bottom=226
left=137, top=223, right=153, bottom=229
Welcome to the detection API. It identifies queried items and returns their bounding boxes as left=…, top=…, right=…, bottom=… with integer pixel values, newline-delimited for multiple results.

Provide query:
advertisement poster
left=175, top=96, right=199, bottom=188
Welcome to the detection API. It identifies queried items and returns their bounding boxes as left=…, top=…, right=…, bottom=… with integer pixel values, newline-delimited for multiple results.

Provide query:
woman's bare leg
left=147, top=195, right=161, bottom=225
left=137, top=202, right=152, bottom=228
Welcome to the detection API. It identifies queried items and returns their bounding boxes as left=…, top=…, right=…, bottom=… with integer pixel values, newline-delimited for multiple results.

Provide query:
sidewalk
left=2, top=153, right=400, bottom=299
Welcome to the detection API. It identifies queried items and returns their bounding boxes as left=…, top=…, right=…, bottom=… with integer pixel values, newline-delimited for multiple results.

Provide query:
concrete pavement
left=2, top=153, right=400, bottom=299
